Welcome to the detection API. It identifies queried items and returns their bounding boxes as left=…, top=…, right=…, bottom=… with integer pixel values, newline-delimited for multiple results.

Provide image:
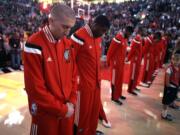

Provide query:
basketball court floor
left=0, top=69, right=179, bottom=135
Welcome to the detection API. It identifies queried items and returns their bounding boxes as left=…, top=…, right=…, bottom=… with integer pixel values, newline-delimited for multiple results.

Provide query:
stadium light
left=141, top=13, right=146, bottom=19
left=38, top=0, right=62, bottom=4
left=43, top=2, right=48, bottom=9
left=71, top=0, right=74, bottom=9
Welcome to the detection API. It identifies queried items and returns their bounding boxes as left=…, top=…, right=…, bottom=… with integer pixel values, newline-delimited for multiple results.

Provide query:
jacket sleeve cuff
left=69, top=94, right=77, bottom=106
left=59, top=104, right=68, bottom=118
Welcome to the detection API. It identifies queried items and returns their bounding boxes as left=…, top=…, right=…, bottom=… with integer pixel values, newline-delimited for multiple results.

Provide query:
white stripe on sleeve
left=71, top=34, right=84, bottom=45
left=113, top=37, right=121, bottom=44
left=133, top=39, right=141, bottom=44
left=24, top=45, right=42, bottom=55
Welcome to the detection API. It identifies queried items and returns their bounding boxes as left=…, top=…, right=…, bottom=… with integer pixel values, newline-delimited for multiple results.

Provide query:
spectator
left=9, top=32, right=21, bottom=69
left=0, top=32, right=6, bottom=67
left=161, top=51, right=180, bottom=121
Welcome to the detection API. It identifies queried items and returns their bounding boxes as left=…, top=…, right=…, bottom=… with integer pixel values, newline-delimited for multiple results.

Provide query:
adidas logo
left=47, top=57, right=52, bottom=62
left=89, top=45, right=92, bottom=49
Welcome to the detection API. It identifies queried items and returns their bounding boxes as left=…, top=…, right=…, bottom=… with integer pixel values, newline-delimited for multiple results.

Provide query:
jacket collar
left=43, top=25, right=56, bottom=43
left=84, top=24, right=93, bottom=37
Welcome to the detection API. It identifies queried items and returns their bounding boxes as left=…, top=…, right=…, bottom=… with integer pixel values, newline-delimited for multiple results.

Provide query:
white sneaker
left=155, top=69, right=159, bottom=73
left=140, top=82, right=149, bottom=87
left=102, top=120, right=112, bottom=128
left=147, top=81, right=152, bottom=84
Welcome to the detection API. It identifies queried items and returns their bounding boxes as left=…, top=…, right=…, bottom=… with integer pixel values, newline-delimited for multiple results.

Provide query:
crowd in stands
left=0, top=0, right=46, bottom=68
left=0, top=0, right=180, bottom=69
left=95, top=0, right=180, bottom=56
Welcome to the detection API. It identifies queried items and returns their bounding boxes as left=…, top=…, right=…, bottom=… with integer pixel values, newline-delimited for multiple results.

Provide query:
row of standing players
left=107, top=26, right=168, bottom=105
left=23, top=4, right=171, bottom=135
left=106, top=25, right=180, bottom=122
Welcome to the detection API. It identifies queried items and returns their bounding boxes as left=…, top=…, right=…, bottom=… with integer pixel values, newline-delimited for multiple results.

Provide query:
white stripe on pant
left=31, top=124, right=37, bottom=135
left=74, top=91, right=80, bottom=126
left=131, top=63, right=136, bottom=80
left=112, top=69, right=116, bottom=85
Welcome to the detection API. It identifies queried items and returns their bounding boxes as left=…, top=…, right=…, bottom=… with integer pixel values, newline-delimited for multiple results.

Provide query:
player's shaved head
left=49, top=3, right=75, bottom=23
left=48, top=3, right=76, bottom=40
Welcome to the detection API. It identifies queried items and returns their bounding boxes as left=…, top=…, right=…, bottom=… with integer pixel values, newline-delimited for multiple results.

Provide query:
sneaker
left=135, top=87, right=141, bottom=92
left=112, top=99, right=123, bottom=105
left=102, top=120, right=112, bottom=128
left=96, top=130, right=104, bottom=135
left=120, top=96, right=126, bottom=100
left=128, top=91, right=138, bottom=96
left=161, top=114, right=173, bottom=121
left=147, top=81, right=152, bottom=85
left=140, top=82, right=149, bottom=87
left=155, top=69, right=159, bottom=73
left=152, top=76, right=156, bottom=81
left=169, top=104, right=180, bottom=110
left=167, top=114, right=173, bottom=117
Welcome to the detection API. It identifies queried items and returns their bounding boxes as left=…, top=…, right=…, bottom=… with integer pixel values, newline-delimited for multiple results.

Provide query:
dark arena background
left=0, top=0, right=179, bottom=135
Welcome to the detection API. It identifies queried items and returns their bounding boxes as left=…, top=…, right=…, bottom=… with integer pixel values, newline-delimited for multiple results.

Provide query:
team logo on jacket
left=64, top=49, right=70, bottom=62
left=31, top=103, right=37, bottom=115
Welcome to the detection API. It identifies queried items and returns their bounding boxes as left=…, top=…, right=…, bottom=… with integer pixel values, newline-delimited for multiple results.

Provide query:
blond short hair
left=49, top=3, right=75, bottom=21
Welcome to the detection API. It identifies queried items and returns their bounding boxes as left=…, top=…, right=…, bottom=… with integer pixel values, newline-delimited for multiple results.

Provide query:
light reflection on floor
left=0, top=71, right=30, bottom=135
left=99, top=69, right=180, bottom=135
left=0, top=70, right=179, bottom=135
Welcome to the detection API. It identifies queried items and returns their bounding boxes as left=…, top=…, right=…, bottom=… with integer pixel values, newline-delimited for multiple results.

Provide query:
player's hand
left=125, top=57, right=129, bottom=62
left=65, top=102, right=74, bottom=118
left=105, top=62, right=110, bottom=67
